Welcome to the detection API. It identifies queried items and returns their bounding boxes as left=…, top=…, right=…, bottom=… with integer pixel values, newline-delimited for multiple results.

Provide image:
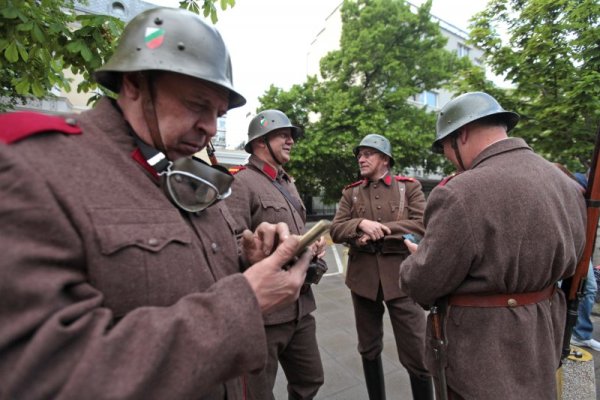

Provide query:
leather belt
left=447, top=285, right=556, bottom=308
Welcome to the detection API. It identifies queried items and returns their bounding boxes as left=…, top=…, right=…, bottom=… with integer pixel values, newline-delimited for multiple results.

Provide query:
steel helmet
left=244, top=110, right=303, bottom=153
left=353, top=134, right=395, bottom=167
left=432, top=92, right=519, bottom=154
left=94, top=7, right=245, bottom=110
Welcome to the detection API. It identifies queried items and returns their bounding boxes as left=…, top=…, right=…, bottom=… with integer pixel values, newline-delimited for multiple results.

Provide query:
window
left=458, top=43, right=470, bottom=58
left=414, top=91, right=438, bottom=108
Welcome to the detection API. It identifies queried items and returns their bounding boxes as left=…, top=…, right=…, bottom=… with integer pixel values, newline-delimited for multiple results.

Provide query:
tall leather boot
left=409, top=374, right=434, bottom=400
left=361, top=356, right=386, bottom=400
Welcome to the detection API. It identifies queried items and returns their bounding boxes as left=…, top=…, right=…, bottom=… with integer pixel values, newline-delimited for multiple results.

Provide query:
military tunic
left=399, top=138, right=586, bottom=399
left=330, top=173, right=429, bottom=377
left=225, top=155, right=323, bottom=400
left=0, top=99, right=266, bottom=400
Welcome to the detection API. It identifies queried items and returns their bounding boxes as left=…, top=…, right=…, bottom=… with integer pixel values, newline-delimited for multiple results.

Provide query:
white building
left=306, top=1, right=484, bottom=112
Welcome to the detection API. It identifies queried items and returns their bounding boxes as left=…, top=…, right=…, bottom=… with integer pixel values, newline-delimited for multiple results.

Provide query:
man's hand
left=358, top=219, right=391, bottom=241
left=310, top=236, right=327, bottom=259
left=241, top=222, right=290, bottom=265
left=243, top=234, right=313, bottom=314
left=404, top=238, right=418, bottom=254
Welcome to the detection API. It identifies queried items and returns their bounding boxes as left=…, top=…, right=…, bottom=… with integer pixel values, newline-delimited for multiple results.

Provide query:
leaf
left=80, top=45, right=93, bottom=62
left=5, top=42, right=19, bottom=62
left=14, top=79, right=30, bottom=95
left=16, top=43, right=28, bottom=62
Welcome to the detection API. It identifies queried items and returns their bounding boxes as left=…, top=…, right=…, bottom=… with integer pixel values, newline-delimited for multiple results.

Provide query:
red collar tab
left=438, top=173, right=460, bottom=187
left=262, top=163, right=278, bottom=180
left=229, top=165, right=247, bottom=175
left=0, top=112, right=82, bottom=144
left=383, top=175, right=392, bottom=186
left=395, top=175, right=416, bottom=182
left=344, top=179, right=366, bottom=190
left=131, top=148, right=159, bottom=180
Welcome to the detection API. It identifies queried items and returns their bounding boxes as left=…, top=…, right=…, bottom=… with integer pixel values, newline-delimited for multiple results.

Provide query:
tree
left=259, top=0, right=469, bottom=203
left=0, top=0, right=234, bottom=111
left=465, top=0, right=600, bottom=171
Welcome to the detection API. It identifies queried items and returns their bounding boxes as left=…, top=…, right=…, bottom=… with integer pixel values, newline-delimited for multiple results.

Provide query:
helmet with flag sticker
left=245, top=110, right=303, bottom=153
left=94, top=7, right=245, bottom=110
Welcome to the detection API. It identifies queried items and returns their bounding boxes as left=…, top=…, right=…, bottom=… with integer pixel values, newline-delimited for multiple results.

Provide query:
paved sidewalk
left=272, top=238, right=600, bottom=398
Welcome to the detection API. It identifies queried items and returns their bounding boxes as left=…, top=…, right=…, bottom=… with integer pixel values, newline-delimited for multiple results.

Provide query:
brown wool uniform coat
left=399, top=138, right=586, bottom=399
left=0, top=99, right=267, bottom=400
left=225, top=155, right=323, bottom=400
left=330, top=174, right=426, bottom=301
left=330, top=174, right=429, bottom=377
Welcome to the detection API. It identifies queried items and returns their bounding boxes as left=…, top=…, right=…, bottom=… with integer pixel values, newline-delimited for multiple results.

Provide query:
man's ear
left=120, top=72, right=142, bottom=100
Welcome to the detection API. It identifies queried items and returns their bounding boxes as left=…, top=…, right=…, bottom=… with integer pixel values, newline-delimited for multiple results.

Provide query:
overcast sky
left=147, top=0, right=490, bottom=147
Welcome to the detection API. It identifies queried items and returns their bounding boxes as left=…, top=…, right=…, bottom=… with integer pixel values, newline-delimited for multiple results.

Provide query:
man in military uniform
left=399, top=92, right=586, bottom=399
left=226, top=110, right=325, bottom=400
left=0, top=8, right=313, bottom=400
left=329, top=134, right=433, bottom=400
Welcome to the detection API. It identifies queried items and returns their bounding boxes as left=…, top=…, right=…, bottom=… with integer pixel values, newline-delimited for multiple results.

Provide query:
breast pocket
left=89, top=207, right=196, bottom=316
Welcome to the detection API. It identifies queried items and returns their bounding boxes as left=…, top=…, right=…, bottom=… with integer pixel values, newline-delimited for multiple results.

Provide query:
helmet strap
left=264, top=136, right=283, bottom=166
left=138, top=73, right=168, bottom=155
left=451, top=135, right=467, bottom=171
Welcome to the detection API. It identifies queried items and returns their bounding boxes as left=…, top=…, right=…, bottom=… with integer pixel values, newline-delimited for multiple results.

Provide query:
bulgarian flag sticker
left=145, top=27, right=165, bottom=49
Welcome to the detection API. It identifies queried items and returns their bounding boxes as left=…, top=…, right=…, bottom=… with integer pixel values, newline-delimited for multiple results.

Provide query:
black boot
left=362, top=356, right=386, bottom=400
left=409, top=374, right=434, bottom=400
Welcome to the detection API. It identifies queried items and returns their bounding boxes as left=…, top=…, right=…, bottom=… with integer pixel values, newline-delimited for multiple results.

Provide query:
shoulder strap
left=0, top=112, right=81, bottom=144
left=395, top=178, right=406, bottom=221
left=271, top=179, right=304, bottom=216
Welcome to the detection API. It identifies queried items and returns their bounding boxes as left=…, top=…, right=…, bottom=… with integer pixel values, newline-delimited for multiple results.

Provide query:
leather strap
left=448, top=285, right=556, bottom=308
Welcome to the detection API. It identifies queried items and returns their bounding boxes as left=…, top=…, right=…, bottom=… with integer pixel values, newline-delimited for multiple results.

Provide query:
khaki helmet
left=432, top=92, right=519, bottom=154
left=353, top=134, right=395, bottom=167
left=244, top=110, right=303, bottom=153
left=94, top=7, right=245, bottom=110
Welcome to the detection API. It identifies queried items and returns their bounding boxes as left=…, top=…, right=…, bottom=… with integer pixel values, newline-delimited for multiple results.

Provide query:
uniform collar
left=470, top=137, right=531, bottom=169
left=366, top=172, right=392, bottom=186
left=249, top=154, right=288, bottom=181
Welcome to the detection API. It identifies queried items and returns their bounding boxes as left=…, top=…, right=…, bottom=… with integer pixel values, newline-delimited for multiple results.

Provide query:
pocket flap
left=90, top=208, right=192, bottom=255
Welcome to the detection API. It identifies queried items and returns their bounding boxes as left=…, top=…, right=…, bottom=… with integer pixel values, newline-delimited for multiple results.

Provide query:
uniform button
left=373, top=184, right=378, bottom=188
left=65, top=117, right=77, bottom=126
left=507, top=298, right=518, bottom=307
left=375, top=195, right=380, bottom=199
left=377, top=218, right=382, bottom=222
left=377, top=205, right=381, bottom=209
left=211, top=242, right=219, bottom=253
left=148, top=238, right=159, bottom=246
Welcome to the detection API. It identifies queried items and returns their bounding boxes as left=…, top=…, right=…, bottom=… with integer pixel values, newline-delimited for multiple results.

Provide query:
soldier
left=329, top=134, right=433, bottom=400
left=399, top=92, right=586, bottom=399
left=0, top=8, right=313, bottom=400
left=225, top=110, right=325, bottom=400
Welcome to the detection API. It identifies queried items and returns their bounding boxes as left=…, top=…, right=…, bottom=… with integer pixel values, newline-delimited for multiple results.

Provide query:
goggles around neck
left=136, top=139, right=233, bottom=213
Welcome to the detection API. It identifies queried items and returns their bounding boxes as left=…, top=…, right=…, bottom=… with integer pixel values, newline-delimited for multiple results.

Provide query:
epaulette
left=395, top=175, right=416, bottom=182
left=228, top=165, right=247, bottom=175
left=343, top=179, right=365, bottom=191
left=438, top=172, right=461, bottom=187
left=0, top=112, right=81, bottom=144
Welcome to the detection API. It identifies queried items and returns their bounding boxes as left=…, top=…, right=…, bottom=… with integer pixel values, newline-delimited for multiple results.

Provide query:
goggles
left=138, top=140, right=233, bottom=213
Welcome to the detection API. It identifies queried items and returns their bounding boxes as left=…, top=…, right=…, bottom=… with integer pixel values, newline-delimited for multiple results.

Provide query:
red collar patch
left=0, top=112, right=82, bottom=144
left=131, top=148, right=159, bottom=180
left=262, top=163, right=278, bottom=180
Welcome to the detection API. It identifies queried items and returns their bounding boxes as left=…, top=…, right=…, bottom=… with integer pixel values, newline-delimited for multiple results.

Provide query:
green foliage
left=179, top=0, right=236, bottom=24
left=467, top=0, right=600, bottom=171
left=0, top=0, right=234, bottom=111
left=0, top=0, right=123, bottom=111
left=258, top=0, right=469, bottom=203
